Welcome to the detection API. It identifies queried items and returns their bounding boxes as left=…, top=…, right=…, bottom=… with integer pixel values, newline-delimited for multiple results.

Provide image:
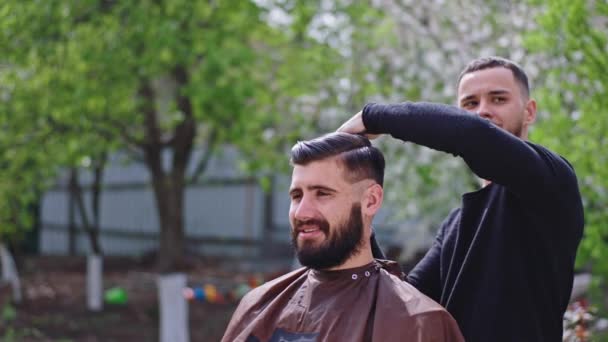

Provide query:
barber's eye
left=462, top=101, right=477, bottom=109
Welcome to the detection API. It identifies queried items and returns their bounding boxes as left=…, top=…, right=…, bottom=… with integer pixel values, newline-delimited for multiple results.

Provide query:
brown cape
left=222, top=260, right=464, bottom=342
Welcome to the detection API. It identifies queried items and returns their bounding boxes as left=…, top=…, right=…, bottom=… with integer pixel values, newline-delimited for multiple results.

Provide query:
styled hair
left=290, top=132, right=385, bottom=187
left=457, top=56, right=530, bottom=98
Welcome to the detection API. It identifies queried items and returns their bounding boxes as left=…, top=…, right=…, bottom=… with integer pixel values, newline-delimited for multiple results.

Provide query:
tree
left=0, top=0, right=346, bottom=271
left=0, top=46, right=112, bottom=256
left=524, top=0, right=608, bottom=287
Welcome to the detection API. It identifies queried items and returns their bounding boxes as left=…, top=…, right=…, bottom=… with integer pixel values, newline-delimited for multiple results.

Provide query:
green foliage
left=0, top=0, right=360, bottom=263
left=525, top=0, right=608, bottom=290
left=1, top=326, right=47, bottom=342
left=1, top=302, right=16, bottom=322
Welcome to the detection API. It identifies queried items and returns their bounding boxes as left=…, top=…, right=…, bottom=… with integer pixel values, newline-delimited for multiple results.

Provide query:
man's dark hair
left=457, top=56, right=530, bottom=98
left=290, top=132, right=385, bottom=186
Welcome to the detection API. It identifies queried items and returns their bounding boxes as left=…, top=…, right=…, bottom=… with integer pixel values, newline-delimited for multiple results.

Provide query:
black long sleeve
left=364, top=102, right=585, bottom=341
left=362, top=102, right=580, bottom=217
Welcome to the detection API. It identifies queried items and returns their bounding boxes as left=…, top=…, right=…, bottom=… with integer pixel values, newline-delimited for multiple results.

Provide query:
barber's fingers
left=337, top=111, right=365, bottom=134
left=337, top=112, right=380, bottom=140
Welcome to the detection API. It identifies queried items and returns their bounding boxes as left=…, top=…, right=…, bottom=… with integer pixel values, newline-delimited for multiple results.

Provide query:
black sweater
left=362, top=102, right=584, bottom=342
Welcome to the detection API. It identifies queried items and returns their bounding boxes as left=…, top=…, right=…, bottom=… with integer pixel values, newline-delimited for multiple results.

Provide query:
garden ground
left=1, top=255, right=289, bottom=342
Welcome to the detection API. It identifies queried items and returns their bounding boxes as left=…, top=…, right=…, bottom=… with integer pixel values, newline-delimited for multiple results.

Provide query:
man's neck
left=326, top=247, right=374, bottom=271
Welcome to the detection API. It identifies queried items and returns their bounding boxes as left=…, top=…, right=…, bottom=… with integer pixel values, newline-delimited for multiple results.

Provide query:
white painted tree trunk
left=0, top=243, right=22, bottom=303
left=158, top=273, right=189, bottom=342
left=86, top=254, right=103, bottom=311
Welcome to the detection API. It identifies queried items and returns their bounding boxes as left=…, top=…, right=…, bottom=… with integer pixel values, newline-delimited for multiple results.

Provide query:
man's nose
left=477, top=100, right=493, bottom=119
left=293, top=195, right=315, bottom=221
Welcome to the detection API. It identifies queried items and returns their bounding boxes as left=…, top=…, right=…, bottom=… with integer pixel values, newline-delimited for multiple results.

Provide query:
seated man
left=222, top=133, right=464, bottom=342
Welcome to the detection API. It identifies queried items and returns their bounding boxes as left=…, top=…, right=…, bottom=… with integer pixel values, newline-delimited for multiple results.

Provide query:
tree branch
left=139, top=79, right=165, bottom=180
left=69, top=168, right=102, bottom=254
left=170, top=65, right=196, bottom=179
left=91, top=153, right=107, bottom=230
left=188, top=127, right=218, bottom=184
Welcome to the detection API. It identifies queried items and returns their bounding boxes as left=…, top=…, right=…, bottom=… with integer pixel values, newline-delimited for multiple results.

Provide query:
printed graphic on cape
left=246, top=328, right=319, bottom=342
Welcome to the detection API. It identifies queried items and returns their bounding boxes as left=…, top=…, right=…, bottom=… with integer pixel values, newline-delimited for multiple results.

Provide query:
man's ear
left=524, top=98, right=537, bottom=125
left=362, top=184, right=383, bottom=217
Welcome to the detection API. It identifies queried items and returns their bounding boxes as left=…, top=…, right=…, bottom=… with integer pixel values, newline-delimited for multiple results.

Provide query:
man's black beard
left=291, top=203, right=364, bottom=270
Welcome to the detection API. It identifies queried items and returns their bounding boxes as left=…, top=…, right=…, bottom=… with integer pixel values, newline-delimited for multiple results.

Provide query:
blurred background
left=0, top=0, right=606, bottom=341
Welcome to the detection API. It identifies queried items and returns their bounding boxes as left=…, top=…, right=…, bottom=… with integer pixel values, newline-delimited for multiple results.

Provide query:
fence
left=38, top=150, right=401, bottom=261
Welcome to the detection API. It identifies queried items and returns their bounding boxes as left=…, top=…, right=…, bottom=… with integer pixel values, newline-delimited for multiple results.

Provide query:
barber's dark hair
left=290, top=132, right=385, bottom=187
left=457, top=56, right=530, bottom=98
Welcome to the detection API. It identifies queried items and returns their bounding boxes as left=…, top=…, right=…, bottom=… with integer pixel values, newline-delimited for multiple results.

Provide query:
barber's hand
left=336, top=111, right=381, bottom=140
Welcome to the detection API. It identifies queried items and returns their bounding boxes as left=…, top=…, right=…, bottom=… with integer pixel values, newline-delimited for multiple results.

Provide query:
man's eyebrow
left=459, top=94, right=477, bottom=103
left=460, top=89, right=511, bottom=103
left=307, top=185, right=337, bottom=192
left=288, top=185, right=337, bottom=195
left=488, top=89, right=510, bottom=96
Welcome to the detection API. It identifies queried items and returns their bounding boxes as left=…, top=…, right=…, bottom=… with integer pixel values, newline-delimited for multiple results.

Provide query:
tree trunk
left=90, top=154, right=107, bottom=252
left=153, top=175, right=186, bottom=272
left=140, top=69, right=195, bottom=273
left=140, top=82, right=185, bottom=273
left=69, top=168, right=102, bottom=254
left=69, top=161, right=106, bottom=311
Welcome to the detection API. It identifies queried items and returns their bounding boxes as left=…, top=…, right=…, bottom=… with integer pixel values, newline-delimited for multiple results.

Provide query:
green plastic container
left=104, top=287, right=128, bottom=305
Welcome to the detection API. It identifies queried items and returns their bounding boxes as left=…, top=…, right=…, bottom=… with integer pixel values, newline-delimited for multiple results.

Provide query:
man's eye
left=462, top=101, right=477, bottom=109
left=317, top=191, right=330, bottom=197
left=493, top=97, right=506, bottom=104
left=290, top=193, right=301, bottom=201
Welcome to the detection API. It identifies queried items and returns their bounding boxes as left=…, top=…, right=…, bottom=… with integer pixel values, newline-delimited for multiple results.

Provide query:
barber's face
left=458, top=67, right=536, bottom=139
left=289, top=158, right=366, bottom=269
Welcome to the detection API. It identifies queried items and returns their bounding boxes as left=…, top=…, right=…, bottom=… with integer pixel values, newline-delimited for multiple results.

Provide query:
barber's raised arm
left=341, top=102, right=579, bottom=210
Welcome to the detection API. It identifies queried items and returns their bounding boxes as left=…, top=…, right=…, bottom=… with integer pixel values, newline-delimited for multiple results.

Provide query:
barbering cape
left=222, top=259, right=463, bottom=342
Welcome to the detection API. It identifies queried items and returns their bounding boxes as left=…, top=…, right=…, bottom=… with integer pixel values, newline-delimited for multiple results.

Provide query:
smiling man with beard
left=222, top=132, right=464, bottom=342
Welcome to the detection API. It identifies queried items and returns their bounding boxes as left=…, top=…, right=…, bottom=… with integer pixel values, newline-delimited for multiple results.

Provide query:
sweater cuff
left=362, top=103, right=385, bottom=134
